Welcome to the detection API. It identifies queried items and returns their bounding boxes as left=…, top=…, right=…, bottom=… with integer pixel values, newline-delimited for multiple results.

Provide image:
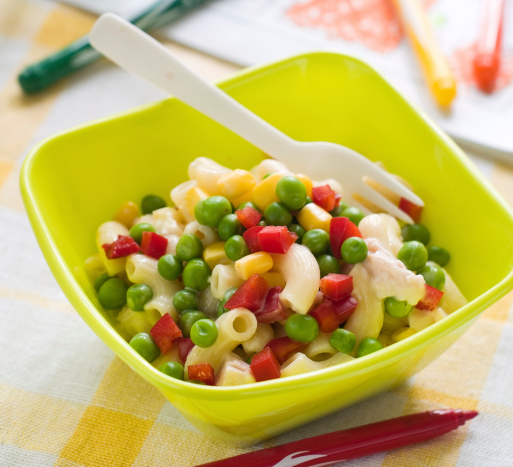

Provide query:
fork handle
left=90, top=13, right=296, bottom=158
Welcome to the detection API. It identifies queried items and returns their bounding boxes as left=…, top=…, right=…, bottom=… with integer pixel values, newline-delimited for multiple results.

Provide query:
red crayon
left=196, top=409, right=477, bottom=467
left=473, top=0, right=505, bottom=93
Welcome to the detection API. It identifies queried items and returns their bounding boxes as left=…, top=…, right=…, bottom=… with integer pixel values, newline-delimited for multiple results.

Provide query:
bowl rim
left=20, top=51, right=513, bottom=400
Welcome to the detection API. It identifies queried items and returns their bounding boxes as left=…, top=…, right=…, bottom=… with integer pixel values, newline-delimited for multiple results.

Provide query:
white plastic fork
left=90, top=13, right=423, bottom=223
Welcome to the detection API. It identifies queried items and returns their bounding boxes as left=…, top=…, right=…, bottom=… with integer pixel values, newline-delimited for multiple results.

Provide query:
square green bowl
left=20, top=52, right=513, bottom=446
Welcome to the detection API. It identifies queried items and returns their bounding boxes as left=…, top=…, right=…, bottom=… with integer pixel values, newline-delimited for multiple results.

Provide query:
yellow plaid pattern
left=1, top=1, right=513, bottom=465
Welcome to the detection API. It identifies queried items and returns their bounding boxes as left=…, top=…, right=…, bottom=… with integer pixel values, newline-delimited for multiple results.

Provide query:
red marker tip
left=457, top=410, right=478, bottom=425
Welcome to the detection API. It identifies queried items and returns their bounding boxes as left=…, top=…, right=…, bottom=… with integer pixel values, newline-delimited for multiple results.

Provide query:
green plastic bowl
left=20, top=52, right=513, bottom=445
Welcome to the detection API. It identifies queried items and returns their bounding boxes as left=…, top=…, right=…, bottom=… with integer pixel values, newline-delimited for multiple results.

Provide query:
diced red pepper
left=178, top=337, right=195, bottom=363
left=416, top=284, right=444, bottom=311
left=150, top=313, right=182, bottom=354
left=102, top=235, right=140, bottom=259
left=320, top=273, right=353, bottom=301
left=334, top=193, right=342, bottom=208
left=236, top=206, right=262, bottom=229
left=258, top=226, right=298, bottom=254
left=312, top=184, right=337, bottom=212
left=243, top=226, right=265, bottom=253
left=332, top=295, right=358, bottom=324
left=309, top=301, right=341, bottom=333
left=250, top=347, right=281, bottom=381
left=224, top=274, right=270, bottom=312
left=253, top=286, right=287, bottom=323
left=140, top=231, right=168, bottom=259
left=399, top=197, right=423, bottom=223
left=329, top=217, right=362, bottom=259
left=264, top=337, right=309, bottom=365
left=188, top=363, right=215, bottom=386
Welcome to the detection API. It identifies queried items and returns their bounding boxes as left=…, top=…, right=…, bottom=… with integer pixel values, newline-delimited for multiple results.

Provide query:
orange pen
left=393, top=0, right=457, bottom=108
left=473, top=0, right=505, bottom=93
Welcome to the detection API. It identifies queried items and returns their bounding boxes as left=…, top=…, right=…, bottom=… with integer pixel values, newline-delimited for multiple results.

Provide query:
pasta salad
left=86, top=157, right=467, bottom=386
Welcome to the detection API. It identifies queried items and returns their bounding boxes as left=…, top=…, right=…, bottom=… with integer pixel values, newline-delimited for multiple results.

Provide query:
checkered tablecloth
left=2, top=1, right=513, bottom=466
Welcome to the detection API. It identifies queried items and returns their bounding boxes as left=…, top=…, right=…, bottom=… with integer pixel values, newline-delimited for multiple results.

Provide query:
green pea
left=194, top=196, right=232, bottom=227
left=357, top=337, right=383, bottom=358
left=257, top=220, right=268, bottom=227
left=224, top=235, right=250, bottom=262
left=179, top=310, right=207, bottom=338
left=263, top=172, right=273, bottom=179
left=330, top=329, right=356, bottom=354
left=341, top=206, right=365, bottom=226
left=276, top=176, right=308, bottom=210
left=330, top=201, right=349, bottom=217
left=126, top=283, right=153, bottom=311
left=94, top=273, right=111, bottom=292
left=182, top=259, right=211, bottom=291
left=317, top=254, right=341, bottom=278
left=159, top=361, right=184, bottom=380
left=98, top=278, right=128, bottom=309
left=129, top=222, right=155, bottom=244
left=305, top=196, right=313, bottom=205
left=401, top=223, right=430, bottom=245
left=427, top=246, right=450, bottom=267
left=173, top=288, right=199, bottom=313
left=285, top=314, right=319, bottom=343
left=217, top=287, right=238, bottom=317
left=384, top=297, right=413, bottom=318
left=141, top=195, right=167, bottom=215
left=191, top=319, right=218, bottom=348
left=341, top=237, right=368, bottom=264
left=237, top=201, right=260, bottom=212
left=218, top=214, right=244, bottom=241
left=176, top=234, right=203, bottom=261
left=129, top=333, right=160, bottom=362
left=264, top=202, right=293, bottom=226
left=288, top=223, right=306, bottom=244
left=158, top=254, right=183, bottom=280
left=398, top=241, right=428, bottom=272
left=419, top=263, right=446, bottom=290
left=302, top=229, right=330, bottom=256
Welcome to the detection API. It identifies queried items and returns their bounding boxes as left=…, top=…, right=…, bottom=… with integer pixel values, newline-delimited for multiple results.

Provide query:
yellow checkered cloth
left=1, top=1, right=513, bottom=465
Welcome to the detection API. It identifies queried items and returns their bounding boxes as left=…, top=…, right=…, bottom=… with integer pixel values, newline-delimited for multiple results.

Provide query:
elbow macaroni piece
left=126, top=254, right=182, bottom=321
left=303, top=332, right=337, bottom=360
left=216, top=353, right=256, bottom=386
left=198, top=286, right=220, bottom=320
left=439, top=266, right=468, bottom=313
left=117, top=306, right=161, bottom=341
left=152, top=207, right=184, bottom=237
left=96, top=221, right=130, bottom=276
left=185, top=308, right=257, bottom=374
left=211, top=263, right=243, bottom=299
left=270, top=244, right=320, bottom=314
left=250, top=159, right=291, bottom=182
left=183, top=221, right=221, bottom=247
left=358, top=213, right=403, bottom=257
left=242, top=323, right=274, bottom=354
left=188, top=157, right=231, bottom=195
left=280, top=352, right=354, bottom=378
left=133, top=214, right=155, bottom=228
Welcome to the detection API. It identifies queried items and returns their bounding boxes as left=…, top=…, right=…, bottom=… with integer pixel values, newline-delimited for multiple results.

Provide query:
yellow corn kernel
left=84, top=254, right=106, bottom=281
left=377, top=332, right=393, bottom=348
left=252, top=173, right=283, bottom=210
left=113, top=201, right=140, bottom=228
left=218, top=169, right=256, bottom=200
left=234, top=252, right=273, bottom=280
left=294, top=173, right=313, bottom=197
left=203, top=242, right=230, bottom=269
left=391, top=326, right=417, bottom=343
left=230, top=190, right=254, bottom=209
left=261, top=271, right=286, bottom=288
left=297, top=203, right=332, bottom=232
left=184, top=186, right=209, bottom=218
left=382, top=313, right=409, bottom=334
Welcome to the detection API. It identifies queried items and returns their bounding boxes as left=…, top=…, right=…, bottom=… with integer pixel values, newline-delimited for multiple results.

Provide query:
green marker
left=18, top=0, right=206, bottom=93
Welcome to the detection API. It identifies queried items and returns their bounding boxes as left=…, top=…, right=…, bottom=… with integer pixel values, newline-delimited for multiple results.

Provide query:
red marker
left=196, top=409, right=477, bottom=467
left=473, top=0, right=505, bottom=93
